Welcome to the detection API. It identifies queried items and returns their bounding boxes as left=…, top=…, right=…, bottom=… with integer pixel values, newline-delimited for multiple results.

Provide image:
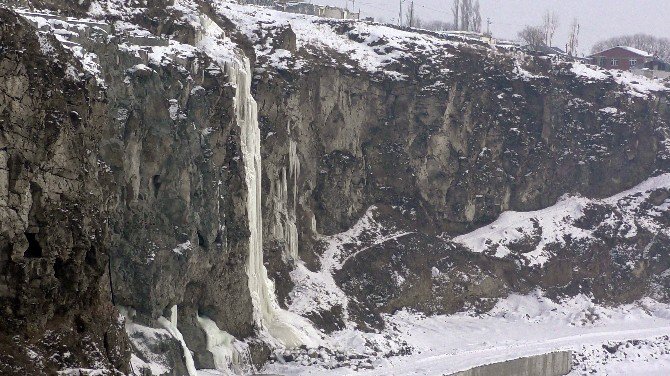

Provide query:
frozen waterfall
left=157, top=306, right=197, bottom=376
left=227, top=58, right=321, bottom=349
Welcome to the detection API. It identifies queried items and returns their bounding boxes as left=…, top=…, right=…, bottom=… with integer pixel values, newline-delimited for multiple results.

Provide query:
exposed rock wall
left=448, top=351, right=572, bottom=376
left=0, top=9, right=129, bottom=374
left=0, top=4, right=263, bottom=374
left=251, top=29, right=670, bottom=328
left=257, top=62, right=668, bottom=241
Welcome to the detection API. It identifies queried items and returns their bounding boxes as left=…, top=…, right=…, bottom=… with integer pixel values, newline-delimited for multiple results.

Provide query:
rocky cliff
left=1, top=1, right=669, bottom=375
left=221, top=3, right=670, bottom=331
left=0, top=9, right=129, bottom=374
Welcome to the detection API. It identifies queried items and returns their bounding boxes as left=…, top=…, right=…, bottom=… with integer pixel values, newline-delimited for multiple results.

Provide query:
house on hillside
left=523, top=44, right=567, bottom=56
left=589, top=46, right=653, bottom=71
left=632, top=59, right=670, bottom=80
left=274, top=1, right=360, bottom=20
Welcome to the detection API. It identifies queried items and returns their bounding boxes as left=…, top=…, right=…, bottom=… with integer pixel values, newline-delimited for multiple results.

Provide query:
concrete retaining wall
left=449, top=351, right=572, bottom=376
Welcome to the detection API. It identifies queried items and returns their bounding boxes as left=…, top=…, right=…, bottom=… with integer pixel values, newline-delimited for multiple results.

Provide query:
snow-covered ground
left=266, top=173, right=670, bottom=375
left=454, top=173, right=670, bottom=267
left=265, top=293, right=670, bottom=375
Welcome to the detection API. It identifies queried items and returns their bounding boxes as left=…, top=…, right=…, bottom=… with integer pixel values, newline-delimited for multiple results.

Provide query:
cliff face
left=0, top=9, right=128, bottom=374
left=254, top=57, right=670, bottom=329
left=0, top=2, right=264, bottom=373
left=1, top=1, right=670, bottom=375
left=221, top=3, right=670, bottom=331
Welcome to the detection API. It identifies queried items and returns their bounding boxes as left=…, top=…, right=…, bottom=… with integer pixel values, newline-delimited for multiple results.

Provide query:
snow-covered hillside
left=2, top=1, right=670, bottom=375
left=216, top=1, right=668, bottom=97
left=261, top=173, right=670, bottom=375
left=455, top=173, right=670, bottom=267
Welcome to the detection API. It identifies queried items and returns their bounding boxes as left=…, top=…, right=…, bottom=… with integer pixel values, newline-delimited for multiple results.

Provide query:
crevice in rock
left=197, top=230, right=207, bottom=249
left=85, top=246, right=97, bottom=266
left=152, top=174, right=161, bottom=197
left=23, top=232, right=42, bottom=258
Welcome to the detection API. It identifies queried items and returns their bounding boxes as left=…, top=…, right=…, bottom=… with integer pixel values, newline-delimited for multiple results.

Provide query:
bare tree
left=414, top=17, right=423, bottom=28
left=405, top=1, right=417, bottom=28
left=518, top=25, right=546, bottom=47
left=566, top=19, right=580, bottom=56
left=472, top=0, right=482, bottom=32
left=452, top=0, right=460, bottom=30
left=542, top=11, right=559, bottom=46
left=460, top=0, right=472, bottom=32
left=592, top=34, right=670, bottom=61
left=424, top=20, right=454, bottom=31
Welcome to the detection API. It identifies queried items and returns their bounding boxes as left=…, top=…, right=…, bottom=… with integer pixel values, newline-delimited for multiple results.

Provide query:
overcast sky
left=308, top=0, right=670, bottom=55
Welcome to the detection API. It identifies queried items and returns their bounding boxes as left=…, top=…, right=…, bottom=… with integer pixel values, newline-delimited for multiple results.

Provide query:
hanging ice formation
left=227, top=58, right=321, bottom=349
left=272, top=135, right=301, bottom=263
left=157, top=306, right=198, bottom=376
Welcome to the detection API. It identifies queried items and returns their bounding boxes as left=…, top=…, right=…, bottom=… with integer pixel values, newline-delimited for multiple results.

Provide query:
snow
left=570, top=61, right=668, bottom=97
left=265, top=292, right=670, bottom=375
left=87, top=0, right=144, bottom=18
left=618, top=46, right=654, bottom=57
left=288, top=206, right=413, bottom=321
left=571, top=335, right=670, bottom=375
left=172, top=240, right=191, bottom=255
left=571, top=62, right=610, bottom=81
left=611, top=69, right=669, bottom=97
left=514, top=60, right=546, bottom=81
left=454, top=173, right=670, bottom=267
left=216, top=1, right=458, bottom=80
left=19, top=12, right=106, bottom=86
left=599, top=106, right=620, bottom=114
left=271, top=175, right=670, bottom=374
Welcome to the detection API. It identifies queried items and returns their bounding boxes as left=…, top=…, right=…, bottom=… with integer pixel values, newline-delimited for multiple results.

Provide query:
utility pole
left=399, top=0, right=403, bottom=26
left=409, top=1, right=415, bottom=28
left=486, top=17, right=492, bottom=35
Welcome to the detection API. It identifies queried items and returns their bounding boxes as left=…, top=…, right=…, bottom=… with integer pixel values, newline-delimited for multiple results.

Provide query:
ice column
left=157, top=306, right=197, bottom=376
left=227, top=58, right=320, bottom=348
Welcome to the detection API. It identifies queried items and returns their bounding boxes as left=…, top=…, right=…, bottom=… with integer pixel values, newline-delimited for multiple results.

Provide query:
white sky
left=307, top=0, right=670, bottom=55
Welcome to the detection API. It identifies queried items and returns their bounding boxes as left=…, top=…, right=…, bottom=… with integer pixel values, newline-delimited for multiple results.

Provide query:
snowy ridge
left=570, top=61, right=668, bottom=97
left=215, top=1, right=459, bottom=80
left=454, top=173, right=670, bottom=266
left=219, top=2, right=668, bottom=97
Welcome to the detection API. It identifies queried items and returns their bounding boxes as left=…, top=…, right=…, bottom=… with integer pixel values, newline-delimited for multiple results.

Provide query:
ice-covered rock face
left=223, top=0, right=670, bottom=334
left=2, top=0, right=670, bottom=375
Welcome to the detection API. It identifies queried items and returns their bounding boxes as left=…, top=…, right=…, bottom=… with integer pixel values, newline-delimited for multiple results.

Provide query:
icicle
left=157, top=306, right=197, bottom=376
left=285, top=139, right=300, bottom=262
left=197, top=315, right=243, bottom=373
left=227, top=57, right=321, bottom=349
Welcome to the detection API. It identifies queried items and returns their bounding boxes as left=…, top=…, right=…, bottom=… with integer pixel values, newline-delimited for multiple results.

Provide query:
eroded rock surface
left=0, top=9, right=129, bottom=375
left=1, top=1, right=670, bottom=374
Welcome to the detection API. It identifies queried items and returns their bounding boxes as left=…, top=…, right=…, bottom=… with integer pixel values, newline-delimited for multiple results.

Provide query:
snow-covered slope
left=455, top=173, right=670, bottom=267
left=217, top=1, right=668, bottom=97
left=265, top=292, right=670, bottom=375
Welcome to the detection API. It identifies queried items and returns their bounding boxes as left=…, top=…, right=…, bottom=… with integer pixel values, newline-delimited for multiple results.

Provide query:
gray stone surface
left=449, top=351, right=573, bottom=376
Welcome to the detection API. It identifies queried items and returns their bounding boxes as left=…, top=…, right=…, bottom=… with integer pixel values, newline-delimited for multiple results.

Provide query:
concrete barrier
left=449, top=351, right=572, bottom=376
